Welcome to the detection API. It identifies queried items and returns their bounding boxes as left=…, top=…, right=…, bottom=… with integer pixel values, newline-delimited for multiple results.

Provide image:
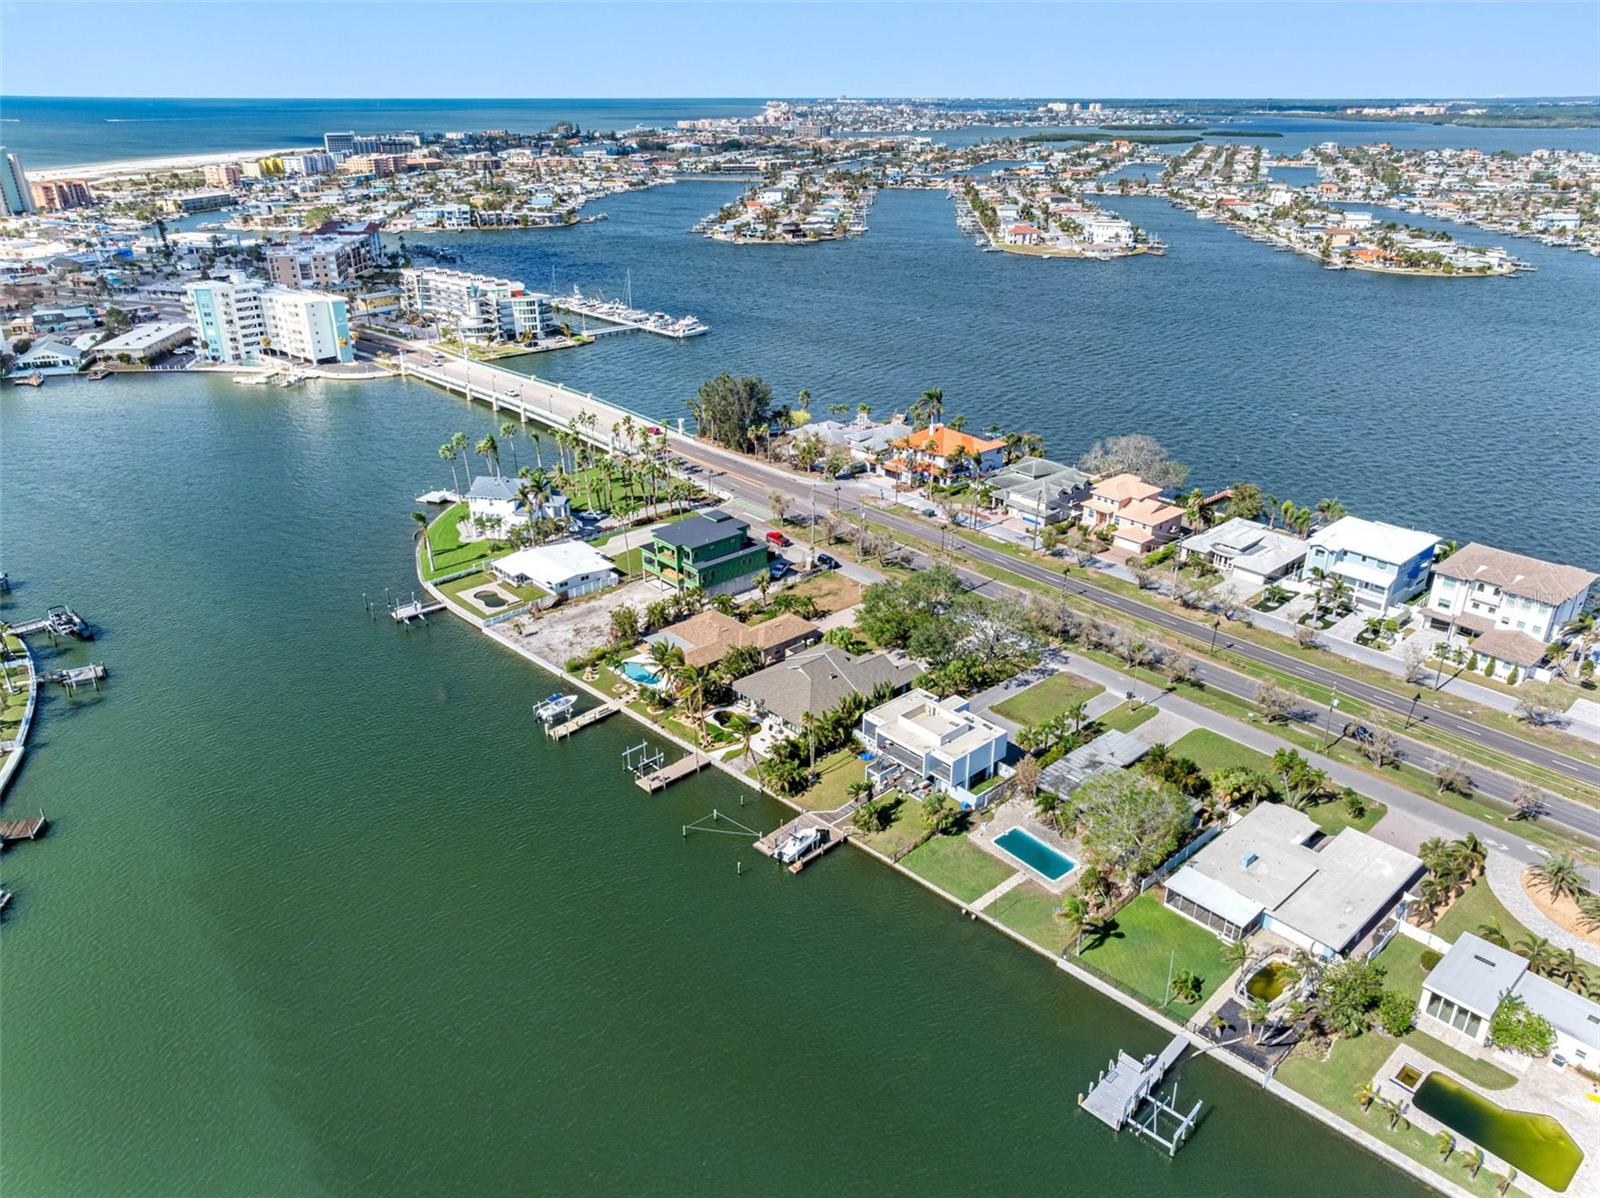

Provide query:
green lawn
left=902, top=834, right=1017, bottom=903
left=608, top=546, right=644, bottom=579
left=796, top=749, right=867, bottom=812
left=1306, top=796, right=1387, bottom=836
left=1432, top=875, right=1532, bottom=946
left=987, top=881, right=1074, bottom=954
left=1075, top=893, right=1232, bottom=1019
left=437, top=569, right=546, bottom=609
left=1276, top=936, right=1522, bottom=1197
left=423, top=503, right=500, bottom=580
left=991, top=671, right=1105, bottom=727
left=856, top=793, right=930, bottom=860
left=1095, top=701, right=1160, bottom=735
left=1167, top=728, right=1273, bottom=773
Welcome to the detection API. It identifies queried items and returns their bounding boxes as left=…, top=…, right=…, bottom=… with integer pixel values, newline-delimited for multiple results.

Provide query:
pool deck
left=970, top=797, right=1082, bottom=894
left=1373, top=1041, right=1598, bottom=1198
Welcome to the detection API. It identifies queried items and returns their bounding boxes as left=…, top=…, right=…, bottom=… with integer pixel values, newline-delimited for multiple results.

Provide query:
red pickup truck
left=765, top=530, right=792, bottom=547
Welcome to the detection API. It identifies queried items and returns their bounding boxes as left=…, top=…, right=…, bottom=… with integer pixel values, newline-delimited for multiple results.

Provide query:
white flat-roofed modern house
left=1162, top=804, right=1423, bottom=960
left=491, top=541, right=618, bottom=599
left=1420, top=933, right=1600, bottom=1067
left=1178, top=517, right=1308, bottom=592
left=1301, top=516, right=1441, bottom=614
left=183, top=276, right=353, bottom=365
left=1424, top=542, right=1597, bottom=681
left=399, top=267, right=551, bottom=344
left=861, top=688, right=1009, bottom=807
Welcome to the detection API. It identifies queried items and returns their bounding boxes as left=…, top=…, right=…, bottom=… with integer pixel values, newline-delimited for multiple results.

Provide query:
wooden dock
left=391, top=599, right=446, bottom=623
left=636, top=751, right=710, bottom=793
left=0, top=812, right=47, bottom=843
left=1078, top=1032, right=1201, bottom=1154
left=41, top=663, right=107, bottom=691
left=754, top=811, right=849, bottom=873
left=547, top=701, right=620, bottom=740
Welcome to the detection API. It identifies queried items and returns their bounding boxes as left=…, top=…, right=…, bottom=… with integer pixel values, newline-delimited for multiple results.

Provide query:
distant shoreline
left=28, top=146, right=317, bottom=183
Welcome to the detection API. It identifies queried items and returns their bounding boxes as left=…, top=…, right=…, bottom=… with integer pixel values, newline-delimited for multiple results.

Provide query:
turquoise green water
left=1413, top=1072, right=1584, bottom=1192
left=0, top=375, right=1427, bottom=1195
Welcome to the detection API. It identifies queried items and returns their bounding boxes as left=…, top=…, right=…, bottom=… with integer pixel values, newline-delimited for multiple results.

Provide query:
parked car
left=769, top=559, right=792, bottom=580
left=920, top=507, right=937, bottom=518
left=765, top=530, right=792, bottom=547
left=815, top=553, right=840, bottom=570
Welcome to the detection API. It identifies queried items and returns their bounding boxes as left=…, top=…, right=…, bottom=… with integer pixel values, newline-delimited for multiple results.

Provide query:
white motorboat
left=534, top=693, right=578, bottom=722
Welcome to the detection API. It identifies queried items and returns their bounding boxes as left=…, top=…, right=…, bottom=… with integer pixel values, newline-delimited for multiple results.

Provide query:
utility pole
left=1322, top=682, right=1340, bottom=751
left=1404, top=691, right=1422, bottom=731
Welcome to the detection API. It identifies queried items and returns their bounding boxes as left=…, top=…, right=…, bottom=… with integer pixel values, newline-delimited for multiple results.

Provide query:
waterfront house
left=1301, top=517, right=1441, bottom=614
left=1419, top=933, right=1600, bottom=1066
left=1178, top=517, right=1308, bottom=592
left=986, top=457, right=1093, bottom=527
left=1004, top=222, right=1044, bottom=246
left=651, top=609, right=818, bottom=670
left=466, top=475, right=523, bottom=527
left=1424, top=542, right=1595, bottom=680
left=642, top=510, right=769, bottom=596
left=861, top=688, right=1009, bottom=806
left=732, top=646, right=920, bottom=736
left=1081, top=473, right=1184, bottom=554
left=491, top=540, right=617, bottom=599
left=1162, top=805, right=1422, bottom=960
left=10, top=337, right=82, bottom=374
left=882, top=424, right=1007, bottom=484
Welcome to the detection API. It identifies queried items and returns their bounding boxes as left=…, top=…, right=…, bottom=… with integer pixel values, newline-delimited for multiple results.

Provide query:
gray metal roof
left=1037, top=730, right=1149, bottom=794
left=1426, top=932, right=1600, bottom=1051
left=466, top=475, right=520, bottom=501
left=652, top=509, right=748, bottom=550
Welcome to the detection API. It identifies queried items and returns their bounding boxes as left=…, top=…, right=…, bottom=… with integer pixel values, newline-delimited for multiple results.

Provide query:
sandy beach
left=29, top=146, right=318, bottom=183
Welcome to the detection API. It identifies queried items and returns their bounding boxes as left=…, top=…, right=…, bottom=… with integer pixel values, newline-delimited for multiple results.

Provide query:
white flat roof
left=94, top=321, right=193, bottom=351
left=493, top=540, right=615, bottom=588
left=1309, top=516, right=1440, bottom=565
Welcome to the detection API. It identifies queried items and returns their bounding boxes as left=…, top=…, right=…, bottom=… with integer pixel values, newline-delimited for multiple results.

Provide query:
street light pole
left=1322, top=682, right=1340, bottom=751
left=1404, top=690, right=1422, bottom=730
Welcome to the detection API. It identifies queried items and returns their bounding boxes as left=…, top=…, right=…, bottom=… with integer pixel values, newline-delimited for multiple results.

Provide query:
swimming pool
left=993, top=828, right=1076, bottom=881
left=621, top=660, right=662, bottom=685
left=1412, top=1072, right=1584, bottom=1192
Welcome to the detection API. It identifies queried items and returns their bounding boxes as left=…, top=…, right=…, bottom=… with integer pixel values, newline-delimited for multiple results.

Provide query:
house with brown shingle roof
left=1425, top=542, right=1596, bottom=679
left=651, top=610, right=820, bottom=670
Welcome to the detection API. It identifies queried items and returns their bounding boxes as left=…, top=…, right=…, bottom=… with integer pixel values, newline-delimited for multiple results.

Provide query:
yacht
left=534, top=693, right=578, bottom=721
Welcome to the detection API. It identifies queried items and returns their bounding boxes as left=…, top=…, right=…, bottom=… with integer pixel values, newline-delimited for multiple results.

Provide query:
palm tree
left=411, top=511, right=434, bottom=572
left=1530, top=852, right=1584, bottom=903
left=500, top=420, right=520, bottom=472
left=1245, top=995, right=1271, bottom=1039
left=1354, top=1082, right=1377, bottom=1113
left=1475, top=918, right=1510, bottom=948
left=529, top=428, right=544, bottom=469
left=438, top=442, right=462, bottom=495
left=912, top=387, right=944, bottom=428
left=1514, top=934, right=1559, bottom=978
left=1223, top=938, right=1251, bottom=975
left=450, top=431, right=470, bottom=480
left=1315, top=497, right=1347, bottom=525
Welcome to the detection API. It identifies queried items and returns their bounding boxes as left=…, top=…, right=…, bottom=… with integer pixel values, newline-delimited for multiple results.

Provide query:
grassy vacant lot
left=1276, top=936, right=1522, bottom=1197
left=1096, top=701, right=1160, bottom=735
left=1167, top=728, right=1272, bottom=773
left=856, top=793, right=929, bottom=859
left=437, top=570, right=546, bottom=609
left=1075, top=893, right=1232, bottom=1019
left=987, top=881, right=1073, bottom=955
left=1432, top=875, right=1531, bottom=946
left=424, top=503, right=499, bottom=580
left=783, top=570, right=863, bottom=615
left=991, top=671, right=1105, bottom=727
left=902, top=834, right=1016, bottom=903
left=795, top=749, right=866, bottom=812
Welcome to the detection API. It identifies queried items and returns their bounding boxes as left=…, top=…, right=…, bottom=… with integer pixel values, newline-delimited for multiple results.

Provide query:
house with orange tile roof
left=1080, top=472, right=1185, bottom=553
left=881, top=423, right=1007, bottom=482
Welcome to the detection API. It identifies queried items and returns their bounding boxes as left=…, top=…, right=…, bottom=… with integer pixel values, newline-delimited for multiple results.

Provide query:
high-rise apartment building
left=183, top=275, right=354, bottom=366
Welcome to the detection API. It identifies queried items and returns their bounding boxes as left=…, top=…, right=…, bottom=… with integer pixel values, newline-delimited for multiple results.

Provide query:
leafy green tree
left=1075, top=770, right=1189, bottom=882
left=689, top=373, right=774, bottom=452
left=1488, top=994, right=1555, bottom=1056
left=1377, top=989, right=1416, bottom=1036
left=1319, top=956, right=1386, bottom=1038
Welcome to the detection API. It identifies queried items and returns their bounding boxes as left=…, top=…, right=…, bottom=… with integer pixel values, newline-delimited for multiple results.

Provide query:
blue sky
left=4, top=1, right=1597, bottom=98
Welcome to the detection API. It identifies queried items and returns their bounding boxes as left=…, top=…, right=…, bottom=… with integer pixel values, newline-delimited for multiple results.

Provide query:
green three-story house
left=643, top=510, right=770, bottom=596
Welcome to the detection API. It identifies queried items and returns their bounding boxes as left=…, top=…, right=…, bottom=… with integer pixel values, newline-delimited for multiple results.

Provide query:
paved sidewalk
left=970, top=870, right=1028, bottom=913
left=1487, top=851, right=1600, bottom=966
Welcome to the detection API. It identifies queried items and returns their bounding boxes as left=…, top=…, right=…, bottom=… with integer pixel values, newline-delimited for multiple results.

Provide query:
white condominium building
left=1, top=148, right=35, bottom=215
left=184, top=275, right=354, bottom=365
left=399, top=267, right=552, bottom=343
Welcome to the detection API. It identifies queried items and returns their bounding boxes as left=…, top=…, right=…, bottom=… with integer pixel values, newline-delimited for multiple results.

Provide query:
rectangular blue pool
left=993, top=828, right=1076, bottom=881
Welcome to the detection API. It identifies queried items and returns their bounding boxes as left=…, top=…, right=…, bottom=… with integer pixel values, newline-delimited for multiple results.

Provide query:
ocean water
left=0, top=374, right=1429, bottom=1196
left=411, top=180, right=1599, bottom=567
left=2, top=96, right=1596, bottom=167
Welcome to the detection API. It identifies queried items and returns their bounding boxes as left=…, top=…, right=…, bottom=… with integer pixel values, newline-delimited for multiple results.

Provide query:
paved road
left=369, top=335, right=1600, bottom=842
